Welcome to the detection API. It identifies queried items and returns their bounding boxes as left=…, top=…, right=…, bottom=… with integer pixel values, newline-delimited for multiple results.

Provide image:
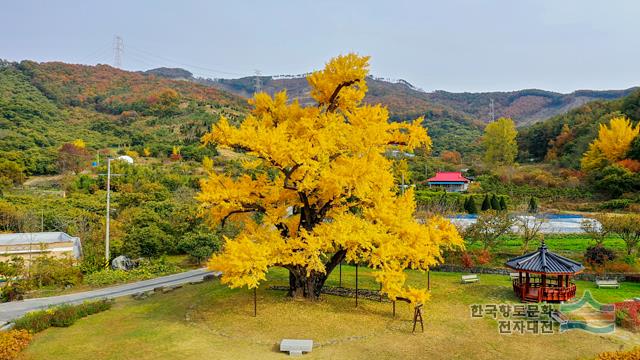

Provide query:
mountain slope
left=0, top=61, right=248, bottom=175
left=425, top=88, right=638, bottom=126
left=147, top=69, right=484, bottom=155
left=517, top=89, right=640, bottom=167
left=150, top=68, right=636, bottom=127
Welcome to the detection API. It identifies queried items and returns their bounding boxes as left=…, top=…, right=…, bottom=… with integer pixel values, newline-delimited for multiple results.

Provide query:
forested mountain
left=425, top=88, right=637, bottom=126
left=150, top=68, right=635, bottom=126
left=0, top=61, right=247, bottom=175
left=146, top=68, right=636, bottom=156
left=3, top=59, right=635, bottom=179
left=146, top=69, right=484, bottom=155
left=517, top=89, right=640, bottom=168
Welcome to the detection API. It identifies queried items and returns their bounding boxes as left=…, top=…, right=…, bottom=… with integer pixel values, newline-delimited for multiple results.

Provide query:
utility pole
left=105, top=158, right=112, bottom=266
left=113, top=35, right=124, bottom=68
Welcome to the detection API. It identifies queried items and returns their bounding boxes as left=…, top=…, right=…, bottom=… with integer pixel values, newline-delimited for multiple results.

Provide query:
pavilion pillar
left=539, top=274, right=546, bottom=302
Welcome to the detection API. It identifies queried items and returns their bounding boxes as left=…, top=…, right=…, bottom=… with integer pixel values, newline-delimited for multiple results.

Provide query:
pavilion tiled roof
left=505, top=242, right=584, bottom=274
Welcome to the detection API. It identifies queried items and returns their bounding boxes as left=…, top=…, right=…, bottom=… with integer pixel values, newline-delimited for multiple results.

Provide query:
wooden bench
left=461, top=274, right=479, bottom=284
left=550, top=310, right=568, bottom=325
left=596, top=279, right=620, bottom=289
left=280, top=339, right=313, bottom=356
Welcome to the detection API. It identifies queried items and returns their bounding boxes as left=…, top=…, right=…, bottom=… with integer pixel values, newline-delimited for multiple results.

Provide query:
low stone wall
left=432, top=265, right=639, bottom=282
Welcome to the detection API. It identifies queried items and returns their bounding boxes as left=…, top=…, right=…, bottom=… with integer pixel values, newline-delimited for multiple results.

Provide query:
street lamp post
left=105, top=158, right=112, bottom=266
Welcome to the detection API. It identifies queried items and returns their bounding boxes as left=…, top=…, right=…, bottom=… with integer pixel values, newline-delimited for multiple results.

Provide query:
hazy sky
left=2, top=0, right=639, bottom=92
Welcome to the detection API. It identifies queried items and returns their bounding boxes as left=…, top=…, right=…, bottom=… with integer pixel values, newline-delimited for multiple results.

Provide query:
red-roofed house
left=426, top=172, right=470, bottom=192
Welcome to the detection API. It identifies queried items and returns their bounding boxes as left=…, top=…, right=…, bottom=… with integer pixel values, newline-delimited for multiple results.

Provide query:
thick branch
left=220, top=205, right=266, bottom=227
left=324, top=249, right=347, bottom=275
left=326, top=79, right=359, bottom=113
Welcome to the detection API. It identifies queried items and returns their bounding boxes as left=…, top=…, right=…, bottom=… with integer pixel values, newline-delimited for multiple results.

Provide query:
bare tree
left=463, top=211, right=515, bottom=249
left=581, top=213, right=610, bottom=246
left=516, top=214, right=547, bottom=253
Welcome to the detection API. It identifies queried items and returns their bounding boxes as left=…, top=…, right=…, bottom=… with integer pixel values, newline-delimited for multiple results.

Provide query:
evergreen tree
left=467, top=197, right=478, bottom=214
left=528, top=197, right=538, bottom=214
left=499, top=197, right=507, bottom=211
left=481, top=194, right=491, bottom=211
left=491, top=194, right=500, bottom=210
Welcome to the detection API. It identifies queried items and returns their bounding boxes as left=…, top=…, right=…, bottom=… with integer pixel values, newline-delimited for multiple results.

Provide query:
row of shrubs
left=83, top=258, right=181, bottom=286
left=1, top=256, right=182, bottom=303
left=12, top=299, right=113, bottom=333
left=414, top=190, right=510, bottom=214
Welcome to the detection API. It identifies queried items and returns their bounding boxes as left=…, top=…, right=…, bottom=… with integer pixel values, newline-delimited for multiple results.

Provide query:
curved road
left=0, top=268, right=217, bottom=328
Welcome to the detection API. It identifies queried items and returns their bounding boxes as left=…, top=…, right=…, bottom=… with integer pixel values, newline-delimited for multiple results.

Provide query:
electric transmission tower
left=254, top=69, right=262, bottom=94
left=490, top=98, right=495, bottom=122
left=113, top=35, right=124, bottom=68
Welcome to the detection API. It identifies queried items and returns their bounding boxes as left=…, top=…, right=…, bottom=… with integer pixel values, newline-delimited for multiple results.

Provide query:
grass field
left=465, top=235, right=638, bottom=270
left=20, top=266, right=640, bottom=360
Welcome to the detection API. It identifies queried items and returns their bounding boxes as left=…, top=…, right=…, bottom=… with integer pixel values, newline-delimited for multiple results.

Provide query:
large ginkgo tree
left=197, top=54, right=463, bottom=304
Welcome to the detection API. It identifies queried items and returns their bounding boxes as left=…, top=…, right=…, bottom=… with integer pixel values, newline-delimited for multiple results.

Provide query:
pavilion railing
left=512, top=279, right=577, bottom=301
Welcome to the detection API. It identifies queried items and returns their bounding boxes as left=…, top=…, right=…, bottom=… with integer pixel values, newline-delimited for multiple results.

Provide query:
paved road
left=0, top=268, right=217, bottom=328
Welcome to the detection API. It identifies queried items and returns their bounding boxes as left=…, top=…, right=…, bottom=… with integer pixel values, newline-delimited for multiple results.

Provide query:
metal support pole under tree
left=105, top=158, right=112, bottom=266
left=253, top=287, right=257, bottom=317
left=355, top=263, right=358, bottom=308
left=339, top=260, right=342, bottom=287
left=392, top=301, right=396, bottom=317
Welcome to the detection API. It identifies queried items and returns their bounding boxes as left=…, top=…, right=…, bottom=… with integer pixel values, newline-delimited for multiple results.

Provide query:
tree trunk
left=286, top=250, right=346, bottom=300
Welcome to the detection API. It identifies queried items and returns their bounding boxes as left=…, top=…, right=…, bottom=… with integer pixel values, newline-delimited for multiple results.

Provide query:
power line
left=76, top=44, right=112, bottom=65
left=126, top=45, right=247, bottom=77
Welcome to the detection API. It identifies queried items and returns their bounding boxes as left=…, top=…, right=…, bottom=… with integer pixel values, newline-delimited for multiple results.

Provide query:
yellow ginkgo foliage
left=198, top=54, right=463, bottom=304
left=581, top=116, right=640, bottom=171
left=72, top=139, right=86, bottom=149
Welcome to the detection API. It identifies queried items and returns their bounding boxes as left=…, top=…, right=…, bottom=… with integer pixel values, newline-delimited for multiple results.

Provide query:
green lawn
left=465, top=235, right=637, bottom=270
left=20, top=266, right=640, bottom=360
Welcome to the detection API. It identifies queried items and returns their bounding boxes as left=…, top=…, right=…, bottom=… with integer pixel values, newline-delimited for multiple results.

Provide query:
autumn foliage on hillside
left=18, top=61, right=246, bottom=115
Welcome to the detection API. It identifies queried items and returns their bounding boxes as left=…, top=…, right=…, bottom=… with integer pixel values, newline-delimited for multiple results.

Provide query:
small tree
left=528, top=197, right=538, bottom=214
left=499, top=197, right=507, bottom=211
left=516, top=214, right=547, bottom=253
left=614, top=214, right=640, bottom=256
left=465, top=197, right=478, bottom=214
left=57, top=143, right=90, bottom=174
left=481, top=194, right=491, bottom=211
left=463, top=210, right=515, bottom=249
left=599, top=214, right=640, bottom=256
left=490, top=194, right=500, bottom=210
left=482, top=117, right=518, bottom=168
left=584, top=245, right=616, bottom=271
left=178, top=231, right=221, bottom=265
left=581, top=213, right=611, bottom=246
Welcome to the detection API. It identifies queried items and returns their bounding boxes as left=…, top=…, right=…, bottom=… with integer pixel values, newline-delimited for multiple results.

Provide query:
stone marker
left=111, top=255, right=134, bottom=271
left=280, top=339, right=313, bottom=356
